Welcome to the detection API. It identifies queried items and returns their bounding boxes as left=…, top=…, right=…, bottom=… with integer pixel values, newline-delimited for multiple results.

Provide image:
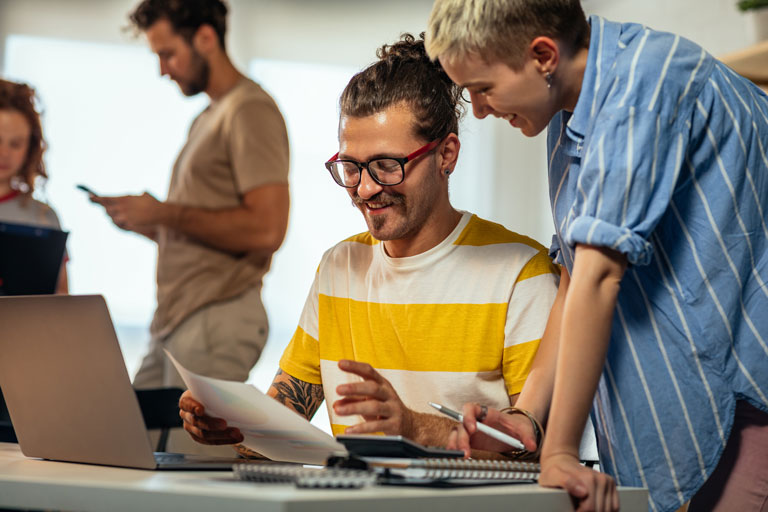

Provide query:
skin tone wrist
left=542, top=245, right=626, bottom=461
left=333, top=360, right=457, bottom=445
left=158, top=201, right=183, bottom=229
left=407, top=411, right=454, bottom=446
left=512, top=401, right=547, bottom=431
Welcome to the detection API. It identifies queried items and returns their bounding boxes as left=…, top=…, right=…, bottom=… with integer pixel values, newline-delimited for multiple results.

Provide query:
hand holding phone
left=76, top=184, right=100, bottom=197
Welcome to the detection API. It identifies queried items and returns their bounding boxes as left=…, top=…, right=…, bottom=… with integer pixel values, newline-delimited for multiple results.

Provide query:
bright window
left=4, top=34, right=206, bottom=375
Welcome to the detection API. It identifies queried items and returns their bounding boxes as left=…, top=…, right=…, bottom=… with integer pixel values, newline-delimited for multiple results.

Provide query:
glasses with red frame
left=325, top=140, right=440, bottom=188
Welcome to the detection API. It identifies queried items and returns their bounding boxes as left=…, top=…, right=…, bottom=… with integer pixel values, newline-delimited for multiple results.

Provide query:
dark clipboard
left=0, top=222, right=68, bottom=295
left=336, top=434, right=464, bottom=459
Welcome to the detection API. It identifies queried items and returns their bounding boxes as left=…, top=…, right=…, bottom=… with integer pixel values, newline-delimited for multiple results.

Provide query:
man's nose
left=356, top=166, right=383, bottom=200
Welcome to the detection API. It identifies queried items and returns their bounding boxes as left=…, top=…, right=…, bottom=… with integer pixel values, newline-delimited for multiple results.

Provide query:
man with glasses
left=179, top=34, right=558, bottom=452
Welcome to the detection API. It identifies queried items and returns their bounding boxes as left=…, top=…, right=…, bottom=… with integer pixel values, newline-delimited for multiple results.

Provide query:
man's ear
left=528, top=36, right=560, bottom=74
left=192, top=24, right=220, bottom=56
left=438, top=133, right=460, bottom=177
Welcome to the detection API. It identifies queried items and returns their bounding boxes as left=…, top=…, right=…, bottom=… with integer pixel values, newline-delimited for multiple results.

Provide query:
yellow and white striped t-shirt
left=279, top=212, right=559, bottom=435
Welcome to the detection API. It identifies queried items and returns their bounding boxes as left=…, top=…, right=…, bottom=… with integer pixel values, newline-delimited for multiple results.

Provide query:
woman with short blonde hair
left=427, top=2, right=768, bottom=511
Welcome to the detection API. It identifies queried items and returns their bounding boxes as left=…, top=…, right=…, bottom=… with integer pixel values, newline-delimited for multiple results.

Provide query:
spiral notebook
left=233, top=463, right=377, bottom=488
left=233, top=458, right=540, bottom=488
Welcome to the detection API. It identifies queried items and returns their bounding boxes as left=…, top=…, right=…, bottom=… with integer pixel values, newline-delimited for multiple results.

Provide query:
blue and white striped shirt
left=547, top=16, right=768, bottom=512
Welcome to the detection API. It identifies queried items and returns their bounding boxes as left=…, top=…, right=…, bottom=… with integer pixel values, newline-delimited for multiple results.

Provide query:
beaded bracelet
left=498, top=407, right=544, bottom=461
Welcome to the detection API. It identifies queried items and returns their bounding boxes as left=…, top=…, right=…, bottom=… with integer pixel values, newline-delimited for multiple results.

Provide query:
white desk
left=0, top=443, right=647, bottom=512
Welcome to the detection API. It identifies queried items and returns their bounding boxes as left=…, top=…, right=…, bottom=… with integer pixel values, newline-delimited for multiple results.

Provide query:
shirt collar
left=0, top=190, right=21, bottom=203
left=566, top=15, right=621, bottom=142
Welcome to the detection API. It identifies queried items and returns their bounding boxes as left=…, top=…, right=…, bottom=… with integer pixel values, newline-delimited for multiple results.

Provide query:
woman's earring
left=545, top=72, right=553, bottom=89
left=444, top=169, right=452, bottom=175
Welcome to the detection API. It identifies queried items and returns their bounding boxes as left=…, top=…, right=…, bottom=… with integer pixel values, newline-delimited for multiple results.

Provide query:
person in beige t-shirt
left=92, top=0, right=289, bottom=403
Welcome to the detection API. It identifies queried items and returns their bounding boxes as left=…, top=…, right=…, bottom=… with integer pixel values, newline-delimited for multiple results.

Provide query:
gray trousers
left=134, top=286, right=268, bottom=389
left=133, top=287, right=268, bottom=455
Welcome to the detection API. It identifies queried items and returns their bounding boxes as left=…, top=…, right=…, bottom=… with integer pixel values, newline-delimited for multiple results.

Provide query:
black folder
left=0, top=222, right=68, bottom=296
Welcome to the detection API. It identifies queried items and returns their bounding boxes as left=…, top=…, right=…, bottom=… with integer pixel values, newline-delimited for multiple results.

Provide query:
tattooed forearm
left=267, top=369, right=324, bottom=420
left=233, top=444, right=269, bottom=459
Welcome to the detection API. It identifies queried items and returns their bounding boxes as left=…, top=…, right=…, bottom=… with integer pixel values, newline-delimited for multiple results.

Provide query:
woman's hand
left=539, top=452, right=619, bottom=512
left=445, top=403, right=539, bottom=457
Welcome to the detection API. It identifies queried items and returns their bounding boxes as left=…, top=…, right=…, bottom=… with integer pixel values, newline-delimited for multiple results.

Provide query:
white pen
left=429, top=401, right=526, bottom=451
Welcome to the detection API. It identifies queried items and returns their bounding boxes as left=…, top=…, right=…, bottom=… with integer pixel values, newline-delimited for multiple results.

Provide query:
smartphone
left=75, top=184, right=99, bottom=196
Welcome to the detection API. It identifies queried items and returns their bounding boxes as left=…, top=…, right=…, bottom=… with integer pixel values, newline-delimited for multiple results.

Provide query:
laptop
left=0, top=294, right=246, bottom=470
left=0, top=222, right=68, bottom=296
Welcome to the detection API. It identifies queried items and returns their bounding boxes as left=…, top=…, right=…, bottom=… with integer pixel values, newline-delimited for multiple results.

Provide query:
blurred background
left=0, top=0, right=761, bottom=432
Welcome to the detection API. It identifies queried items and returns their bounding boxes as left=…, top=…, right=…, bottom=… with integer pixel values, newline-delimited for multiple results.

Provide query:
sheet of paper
left=165, top=350, right=347, bottom=465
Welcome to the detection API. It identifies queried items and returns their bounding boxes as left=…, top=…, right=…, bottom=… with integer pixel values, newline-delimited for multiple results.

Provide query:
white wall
left=228, top=0, right=435, bottom=68
left=585, top=0, right=754, bottom=55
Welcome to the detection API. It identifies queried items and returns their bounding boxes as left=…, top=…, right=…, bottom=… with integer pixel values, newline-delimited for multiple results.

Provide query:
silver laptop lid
left=0, top=295, right=156, bottom=469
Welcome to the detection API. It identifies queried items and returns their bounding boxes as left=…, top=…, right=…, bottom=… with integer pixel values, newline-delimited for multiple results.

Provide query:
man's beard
left=351, top=190, right=406, bottom=235
left=179, top=49, right=210, bottom=96
left=349, top=162, right=440, bottom=241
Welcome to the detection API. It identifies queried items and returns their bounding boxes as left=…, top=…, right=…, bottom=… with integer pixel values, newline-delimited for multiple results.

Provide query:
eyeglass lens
left=330, top=158, right=403, bottom=187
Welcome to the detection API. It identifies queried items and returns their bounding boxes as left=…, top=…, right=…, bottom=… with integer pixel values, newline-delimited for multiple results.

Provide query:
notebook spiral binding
left=233, top=458, right=541, bottom=488
left=414, top=458, right=540, bottom=480
left=233, top=463, right=376, bottom=489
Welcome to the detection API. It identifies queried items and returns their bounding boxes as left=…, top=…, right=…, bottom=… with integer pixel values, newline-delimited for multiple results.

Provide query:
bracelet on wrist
left=498, top=407, right=544, bottom=461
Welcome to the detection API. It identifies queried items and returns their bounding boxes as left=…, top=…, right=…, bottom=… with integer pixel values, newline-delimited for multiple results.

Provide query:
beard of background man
left=176, top=46, right=210, bottom=97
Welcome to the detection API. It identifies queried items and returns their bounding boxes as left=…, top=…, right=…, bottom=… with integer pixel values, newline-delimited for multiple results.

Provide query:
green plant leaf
left=738, top=0, right=768, bottom=11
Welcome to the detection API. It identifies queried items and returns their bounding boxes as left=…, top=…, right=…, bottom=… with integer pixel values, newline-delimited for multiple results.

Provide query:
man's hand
left=178, top=390, right=244, bottom=445
left=333, top=359, right=416, bottom=437
left=446, top=403, right=539, bottom=457
left=539, top=452, right=619, bottom=512
left=91, top=192, right=168, bottom=235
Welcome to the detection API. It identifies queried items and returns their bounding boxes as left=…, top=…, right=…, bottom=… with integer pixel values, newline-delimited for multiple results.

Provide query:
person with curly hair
left=0, top=78, right=67, bottom=294
left=177, top=33, right=560, bottom=454
left=0, top=77, right=69, bottom=444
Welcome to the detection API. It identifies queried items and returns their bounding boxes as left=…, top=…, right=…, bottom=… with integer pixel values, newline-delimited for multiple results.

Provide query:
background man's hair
left=340, top=32, right=466, bottom=142
left=0, top=79, right=47, bottom=194
left=426, top=0, right=589, bottom=69
left=129, top=0, right=229, bottom=50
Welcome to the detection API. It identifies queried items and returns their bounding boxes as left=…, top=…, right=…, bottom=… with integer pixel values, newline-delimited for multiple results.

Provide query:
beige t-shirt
left=151, top=78, right=289, bottom=338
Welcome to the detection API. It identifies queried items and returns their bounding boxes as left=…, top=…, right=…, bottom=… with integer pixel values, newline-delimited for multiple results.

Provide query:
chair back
left=135, top=387, right=184, bottom=452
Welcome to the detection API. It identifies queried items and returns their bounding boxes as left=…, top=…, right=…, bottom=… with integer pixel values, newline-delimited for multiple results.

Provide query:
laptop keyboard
left=154, top=452, right=188, bottom=464
left=153, top=451, right=243, bottom=470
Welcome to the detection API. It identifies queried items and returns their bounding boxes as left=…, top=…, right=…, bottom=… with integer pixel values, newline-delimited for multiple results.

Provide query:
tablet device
left=0, top=222, right=68, bottom=295
left=336, top=434, right=464, bottom=458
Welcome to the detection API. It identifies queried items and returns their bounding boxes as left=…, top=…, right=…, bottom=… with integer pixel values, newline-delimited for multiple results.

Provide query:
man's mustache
left=351, top=191, right=406, bottom=207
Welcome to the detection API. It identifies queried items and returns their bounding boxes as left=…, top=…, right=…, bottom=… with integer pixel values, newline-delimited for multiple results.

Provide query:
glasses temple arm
left=404, top=140, right=440, bottom=162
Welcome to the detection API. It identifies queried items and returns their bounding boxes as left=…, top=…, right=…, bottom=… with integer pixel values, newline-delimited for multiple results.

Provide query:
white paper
left=165, top=350, right=347, bottom=465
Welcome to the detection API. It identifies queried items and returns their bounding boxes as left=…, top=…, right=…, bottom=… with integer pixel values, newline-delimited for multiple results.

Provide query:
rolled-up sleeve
left=549, top=234, right=564, bottom=265
left=566, top=104, right=689, bottom=265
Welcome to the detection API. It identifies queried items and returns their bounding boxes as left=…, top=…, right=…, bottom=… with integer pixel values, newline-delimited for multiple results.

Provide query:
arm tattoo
left=271, top=369, right=324, bottom=420
left=233, top=444, right=269, bottom=460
